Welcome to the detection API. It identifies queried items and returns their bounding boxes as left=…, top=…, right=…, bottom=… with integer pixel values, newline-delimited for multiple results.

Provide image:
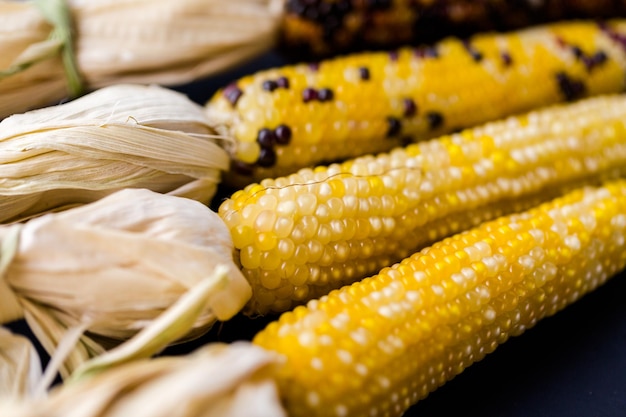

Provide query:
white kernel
left=413, top=271, right=427, bottom=283
left=564, top=235, right=581, bottom=251
left=431, top=285, right=445, bottom=297
left=483, top=307, right=496, bottom=322
left=337, top=350, right=353, bottom=364
left=378, top=306, right=394, bottom=317
left=611, top=214, right=626, bottom=229
left=298, top=331, right=315, bottom=347
left=350, top=329, right=369, bottom=346
left=406, top=290, right=421, bottom=303
left=311, top=357, right=324, bottom=370
left=335, top=404, right=348, bottom=417
left=377, top=376, right=391, bottom=389
left=277, top=200, right=296, bottom=216
left=518, top=255, right=536, bottom=271
left=307, top=391, right=320, bottom=407
left=355, top=363, right=369, bottom=376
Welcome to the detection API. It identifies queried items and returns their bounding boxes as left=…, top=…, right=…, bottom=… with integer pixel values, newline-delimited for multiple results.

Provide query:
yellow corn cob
left=207, top=19, right=626, bottom=184
left=282, top=0, right=626, bottom=55
left=218, top=94, right=626, bottom=315
left=253, top=179, right=626, bottom=417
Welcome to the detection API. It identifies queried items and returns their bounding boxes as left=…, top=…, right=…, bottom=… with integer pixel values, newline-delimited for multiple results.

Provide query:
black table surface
left=8, top=50, right=626, bottom=417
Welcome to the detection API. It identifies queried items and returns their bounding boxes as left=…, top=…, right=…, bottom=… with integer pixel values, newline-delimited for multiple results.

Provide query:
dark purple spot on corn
left=571, top=46, right=584, bottom=59
left=415, top=46, right=439, bottom=59
left=276, top=76, right=290, bottom=89
left=389, top=50, right=399, bottom=61
left=555, top=72, right=586, bottom=101
left=274, top=125, right=292, bottom=145
left=318, top=88, right=334, bottom=102
left=231, top=160, right=254, bottom=176
left=257, top=147, right=277, bottom=167
left=500, top=51, right=512, bottom=66
left=463, top=41, right=483, bottom=62
left=262, top=80, right=278, bottom=92
left=223, top=84, right=243, bottom=106
left=427, top=112, right=444, bottom=130
left=257, top=128, right=276, bottom=148
left=600, top=25, right=626, bottom=51
left=308, top=62, right=320, bottom=71
left=583, top=50, right=608, bottom=71
left=386, top=117, right=402, bottom=137
left=403, top=98, right=417, bottom=117
left=303, top=87, right=318, bottom=103
left=359, top=66, right=370, bottom=81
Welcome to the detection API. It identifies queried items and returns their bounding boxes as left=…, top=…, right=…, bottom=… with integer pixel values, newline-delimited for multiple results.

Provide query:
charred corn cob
left=283, top=0, right=626, bottom=55
left=218, top=94, right=626, bottom=315
left=207, top=20, right=626, bottom=183
left=253, top=179, right=626, bottom=417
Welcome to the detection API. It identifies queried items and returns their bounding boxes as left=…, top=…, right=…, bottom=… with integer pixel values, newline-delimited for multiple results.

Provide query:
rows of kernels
left=207, top=20, right=626, bottom=183
left=253, top=181, right=626, bottom=417
left=218, top=95, right=626, bottom=315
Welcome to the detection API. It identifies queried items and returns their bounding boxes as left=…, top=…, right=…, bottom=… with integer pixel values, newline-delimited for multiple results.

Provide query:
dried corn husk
left=0, top=188, right=251, bottom=378
left=0, top=0, right=283, bottom=118
left=1, top=342, right=286, bottom=417
left=0, top=328, right=42, bottom=401
left=0, top=83, right=230, bottom=224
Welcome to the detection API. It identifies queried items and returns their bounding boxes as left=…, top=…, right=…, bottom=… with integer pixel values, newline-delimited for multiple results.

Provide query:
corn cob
left=207, top=19, right=626, bottom=184
left=282, top=0, right=626, bottom=55
left=253, top=179, right=626, bottom=417
left=218, top=94, right=626, bottom=315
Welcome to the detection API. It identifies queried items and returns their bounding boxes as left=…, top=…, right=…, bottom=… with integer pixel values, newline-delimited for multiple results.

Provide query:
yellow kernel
left=255, top=232, right=278, bottom=251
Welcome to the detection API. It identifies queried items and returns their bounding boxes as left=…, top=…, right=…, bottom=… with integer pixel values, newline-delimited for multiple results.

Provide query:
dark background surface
left=8, top=50, right=626, bottom=416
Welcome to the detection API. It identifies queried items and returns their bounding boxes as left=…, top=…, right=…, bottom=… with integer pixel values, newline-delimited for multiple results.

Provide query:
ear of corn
left=282, top=0, right=626, bottom=55
left=218, top=94, right=626, bottom=315
left=207, top=19, right=626, bottom=184
left=0, top=0, right=282, bottom=118
left=253, top=179, right=626, bottom=417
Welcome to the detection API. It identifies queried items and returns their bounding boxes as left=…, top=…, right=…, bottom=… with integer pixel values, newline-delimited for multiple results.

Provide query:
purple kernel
left=303, top=87, right=318, bottom=103
left=318, top=88, right=334, bottom=102
left=500, top=51, right=513, bottom=66
left=359, top=66, right=370, bottom=81
left=262, top=80, right=279, bottom=92
left=223, top=84, right=243, bottom=106
left=427, top=112, right=444, bottom=130
left=403, top=98, right=417, bottom=117
left=231, top=160, right=254, bottom=176
left=257, top=128, right=276, bottom=148
left=274, top=125, right=292, bottom=145
left=386, top=117, right=402, bottom=137
left=257, top=147, right=277, bottom=167
left=276, top=76, right=290, bottom=89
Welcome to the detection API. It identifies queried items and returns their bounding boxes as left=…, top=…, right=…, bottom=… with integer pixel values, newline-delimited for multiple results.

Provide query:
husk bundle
left=0, top=83, right=229, bottom=224
left=1, top=342, right=285, bottom=417
left=0, top=0, right=283, bottom=118
left=0, top=328, right=42, bottom=401
left=0, top=188, right=251, bottom=378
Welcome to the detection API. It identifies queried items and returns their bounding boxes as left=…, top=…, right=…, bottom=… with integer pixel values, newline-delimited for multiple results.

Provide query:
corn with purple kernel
left=207, top=19, right=626, bottom=184
left=218, top=94, right=626, bottom=315
left=253, top=179, right=626, bottom=417
left=282, top=0, right=626, bottom=55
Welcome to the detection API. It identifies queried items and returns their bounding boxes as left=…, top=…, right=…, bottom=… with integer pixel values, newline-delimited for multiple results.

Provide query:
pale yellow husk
left=0, top=0, right=283, bottom=118
left=0, top=327, right=42, bottom=401
left=0, top=188, right=252, bottom=378
left=0, top=83, right=230, bottom=224
left=1, top=342, right=285, bottom=417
